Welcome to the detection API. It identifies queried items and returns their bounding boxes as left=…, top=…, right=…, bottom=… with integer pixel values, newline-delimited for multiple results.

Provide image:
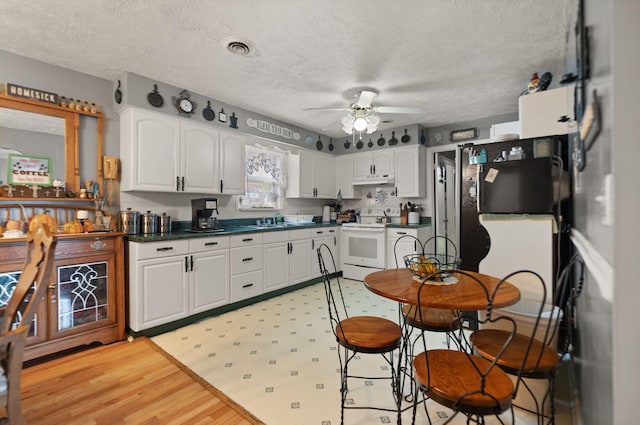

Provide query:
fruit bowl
left=403, top=253, right=460, bottom=281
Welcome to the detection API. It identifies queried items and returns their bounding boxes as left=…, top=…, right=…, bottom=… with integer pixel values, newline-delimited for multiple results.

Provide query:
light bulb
left=353, top=117, right=368, bottom=132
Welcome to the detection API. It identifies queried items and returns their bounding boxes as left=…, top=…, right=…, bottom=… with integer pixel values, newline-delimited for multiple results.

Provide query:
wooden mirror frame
left=0, top=92, right=104, bottom=195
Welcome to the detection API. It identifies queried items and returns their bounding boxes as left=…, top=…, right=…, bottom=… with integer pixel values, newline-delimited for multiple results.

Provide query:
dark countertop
left=125, top=222, right=341, bottom=242
left=125, top=219, right=432, bottom=243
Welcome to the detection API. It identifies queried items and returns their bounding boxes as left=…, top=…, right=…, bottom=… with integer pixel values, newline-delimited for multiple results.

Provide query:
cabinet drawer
left=131, top=240, right=189, bottom=260
left=230, top=233, right=262, bottom=247
left=53, top=236, right=117, bottom=258
left=262, top=230, right=290, bottom=244
left=387, top=228, right=420, bottom=238
left=230, top=245, right=262, bottom=274
left=189, top=236, right=230, bottom=253
left=230, top=270, right=263, bottom=303
left=289, top=228, right=313, bottom=240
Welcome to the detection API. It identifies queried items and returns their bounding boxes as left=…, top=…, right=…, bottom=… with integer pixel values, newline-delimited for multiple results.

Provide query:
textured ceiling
left=0, top=0, right=573, bottom=138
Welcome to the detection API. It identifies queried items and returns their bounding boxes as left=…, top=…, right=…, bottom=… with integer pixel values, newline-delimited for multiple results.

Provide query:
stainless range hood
left=352, top=174, right=395, bottom=186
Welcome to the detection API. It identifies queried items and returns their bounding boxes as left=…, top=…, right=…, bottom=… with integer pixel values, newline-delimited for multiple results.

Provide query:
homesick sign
left=6, top=83, right=59, bottom=105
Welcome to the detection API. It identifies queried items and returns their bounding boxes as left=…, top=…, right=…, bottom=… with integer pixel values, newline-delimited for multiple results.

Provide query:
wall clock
left=174, top=90, right=197, bottom=117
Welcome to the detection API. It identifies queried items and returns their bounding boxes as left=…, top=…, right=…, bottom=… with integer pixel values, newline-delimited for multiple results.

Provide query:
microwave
left=477, top=158, right=555, bottom=214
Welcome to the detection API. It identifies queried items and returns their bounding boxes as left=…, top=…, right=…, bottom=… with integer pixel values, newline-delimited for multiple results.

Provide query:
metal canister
left=158, top=212, right=172, bottom=233
left=141, top=211, right=157, bottom=235
left=119, top=208, right=140, bottom=234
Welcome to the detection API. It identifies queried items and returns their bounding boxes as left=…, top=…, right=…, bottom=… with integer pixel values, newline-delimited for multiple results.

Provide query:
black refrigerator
left=458, top=134, right=572, bottom=272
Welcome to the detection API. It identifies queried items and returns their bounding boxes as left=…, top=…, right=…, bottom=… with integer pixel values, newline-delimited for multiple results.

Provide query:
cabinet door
left=311, top=235, right=335, bottom=278
left=373, top=150, right=395, bottom=175
left=121, top=108, right=181, bottom=192
left=314, top=154, right=336, bottom=198
left=353, top=152, right=374, bottom=177
left=130, top=255, right=188, bottom=332
left=181, top=121, right=219, bottom=193
left=299, top=151, right=316, bottom=197
left=263, top=242, right=289, bottom=291
left=289, top=238, right=312, bottom=284
left=190, top=250, right=229, bottom=314
left=219, top=130, right=246, bottom=194
left=0, top=263, right=47, bottom=345
left=388, top=236, right=420, bottom=270
left=335, top=155, right=360, bottom=199
left=50, top=253, right=119, bottom=339
left=395, top=146, right=425, bottom=197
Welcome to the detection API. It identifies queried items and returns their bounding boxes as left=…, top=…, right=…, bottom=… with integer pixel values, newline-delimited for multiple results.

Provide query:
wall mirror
left=0, top=93, right=103, bottom=196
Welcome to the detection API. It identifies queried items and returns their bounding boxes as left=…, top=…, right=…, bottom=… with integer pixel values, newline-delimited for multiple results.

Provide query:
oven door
left=341, top=226, right=386, bottom=269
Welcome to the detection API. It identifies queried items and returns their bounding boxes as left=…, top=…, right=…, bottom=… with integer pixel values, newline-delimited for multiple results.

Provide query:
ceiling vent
left=223, top=38, right=254, bottom=56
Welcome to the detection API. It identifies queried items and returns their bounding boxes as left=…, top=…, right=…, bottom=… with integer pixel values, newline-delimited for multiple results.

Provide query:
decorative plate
left=202, top=100, right=215, bottom=121
left=305, top=135, right=313, bottom=145
left=147, top=84, right=164, bottom=108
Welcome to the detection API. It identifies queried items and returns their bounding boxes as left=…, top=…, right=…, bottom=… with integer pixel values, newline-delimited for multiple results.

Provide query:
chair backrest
left=422, top=235, right=460, bottom=271
left=415, top=269, right=518, bottom=406
left=555, top=253, right=585, bottom=357
left=0, top=224, right=55, bottom=335
left=316, top=243, right=349, bottom=339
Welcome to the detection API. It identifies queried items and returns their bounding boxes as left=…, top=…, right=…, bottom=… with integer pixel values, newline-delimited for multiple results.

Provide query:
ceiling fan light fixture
left=353, top=117, right=368, bottom=132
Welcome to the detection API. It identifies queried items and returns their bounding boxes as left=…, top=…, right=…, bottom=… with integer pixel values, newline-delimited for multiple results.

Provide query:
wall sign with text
left=7, top=154, right=52, bottom=186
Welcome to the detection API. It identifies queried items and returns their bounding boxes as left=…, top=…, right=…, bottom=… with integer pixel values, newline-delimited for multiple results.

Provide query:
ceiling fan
left=306, top=88, right=423, bottom=135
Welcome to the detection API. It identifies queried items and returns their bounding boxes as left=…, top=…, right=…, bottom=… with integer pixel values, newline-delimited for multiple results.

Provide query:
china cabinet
left=0, top=231, right=125, bottom=361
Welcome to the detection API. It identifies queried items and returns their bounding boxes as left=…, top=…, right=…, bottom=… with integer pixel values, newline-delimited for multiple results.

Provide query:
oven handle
left=342, top=227, right=386, bottom=233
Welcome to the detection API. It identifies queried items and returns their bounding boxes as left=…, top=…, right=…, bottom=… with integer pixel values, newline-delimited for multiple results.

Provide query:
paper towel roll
left=322, top=206, right=331, bottom=223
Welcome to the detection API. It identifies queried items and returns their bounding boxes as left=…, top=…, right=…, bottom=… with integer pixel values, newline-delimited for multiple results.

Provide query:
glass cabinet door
left=0, top=263, right=48, bottom=345
left=49, top=253, right=117, bottom=339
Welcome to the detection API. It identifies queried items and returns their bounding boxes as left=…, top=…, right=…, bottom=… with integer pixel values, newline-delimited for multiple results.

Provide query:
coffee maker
left=191, top=198, right=219, bottom=231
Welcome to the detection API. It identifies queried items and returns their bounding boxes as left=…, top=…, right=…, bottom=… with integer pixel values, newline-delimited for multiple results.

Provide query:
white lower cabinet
left=230, top=233, right=264, bottom=302
left=310, top=226, right=340, bottom=277
left=387, top=227, right=433, bottom=270
left=189, top=237, right=230, bottom=314
left=263, top=229, right=313, bottom=292
left=129, top=237, right=230, bottom=332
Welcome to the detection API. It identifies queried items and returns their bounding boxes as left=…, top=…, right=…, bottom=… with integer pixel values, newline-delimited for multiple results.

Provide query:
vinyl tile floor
left=152, top=278, right=577, bottom=425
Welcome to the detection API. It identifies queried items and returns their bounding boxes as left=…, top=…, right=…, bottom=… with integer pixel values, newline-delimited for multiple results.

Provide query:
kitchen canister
left=158, top=212, right=172, bottom=233
left=119, top=208, right=140, bottom=234
left=141, top=211, right=158, bottom=234
left=408, top=211, right=420, bottom=225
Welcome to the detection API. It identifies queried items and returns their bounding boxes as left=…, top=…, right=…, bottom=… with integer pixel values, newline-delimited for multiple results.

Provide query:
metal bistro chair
left=411, top=269, right=518, bottom=425
left=394, top=235, right=462, bottom=351
left=0, top=224, right=56, bottom=425
left=471, top=254, right=585, bottom=425
left=316, top=243, right=403, bottom=425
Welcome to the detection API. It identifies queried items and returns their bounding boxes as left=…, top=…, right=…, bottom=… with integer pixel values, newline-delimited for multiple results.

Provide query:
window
left=237, top=145, right=286, bottom=210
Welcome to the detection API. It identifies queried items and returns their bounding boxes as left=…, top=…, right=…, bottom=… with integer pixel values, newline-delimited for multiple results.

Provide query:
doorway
left=426, top=145, right=461, bottom=251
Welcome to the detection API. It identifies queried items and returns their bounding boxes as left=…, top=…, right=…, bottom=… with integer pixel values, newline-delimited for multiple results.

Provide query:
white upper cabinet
left=353, top=150, right=394, bottom=179
left=120, top=108, right=182, bottom=192
left=287, top=150, right=336, bottom=199
left=335, top=155, right=360, bottom=199
left=394, top=146, right=425, bottom=198
left=218, top=130, right=246, bottom=194
left=181, top=120, right=220, bottom=193
left=519, top=86, right=574, bottom=139
left=120, top=107, right=234, bottom=193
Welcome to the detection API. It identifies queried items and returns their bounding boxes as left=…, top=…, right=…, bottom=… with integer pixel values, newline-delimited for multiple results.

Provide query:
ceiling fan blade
left=303, top=107, right=349, bottom=112
left=374, top=106, right=424, bottom=114
left=356, top=90, right=378, bottom=108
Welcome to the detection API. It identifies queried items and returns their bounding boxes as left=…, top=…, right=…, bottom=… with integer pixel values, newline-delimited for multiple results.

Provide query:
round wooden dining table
left=363, top=268, right=521, bottom=311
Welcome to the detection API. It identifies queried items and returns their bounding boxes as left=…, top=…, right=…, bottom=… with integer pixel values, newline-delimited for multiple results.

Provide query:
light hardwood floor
left=19, top=337, right=265, bottom=425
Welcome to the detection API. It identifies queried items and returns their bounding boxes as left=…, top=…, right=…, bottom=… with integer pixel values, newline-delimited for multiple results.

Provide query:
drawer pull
left=242, top=257, right=254, bottom=262
left=204, top=242, right=218, bottom=246
left=242, top=283, right=254, bottom=289
left=315, top=231, right=324, bottom=234
left=90, top=241, right=107, bottom=250
left=242, top=238, right=253, bottom=242
left=156, top=247, right=174, bottom=252
left=397, top=232, right=407, bottom=235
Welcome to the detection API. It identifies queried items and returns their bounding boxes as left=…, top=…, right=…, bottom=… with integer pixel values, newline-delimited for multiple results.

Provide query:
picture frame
left=7, top=154, right=52, bottom=186
left=449, top=127, right=478, bottom=142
